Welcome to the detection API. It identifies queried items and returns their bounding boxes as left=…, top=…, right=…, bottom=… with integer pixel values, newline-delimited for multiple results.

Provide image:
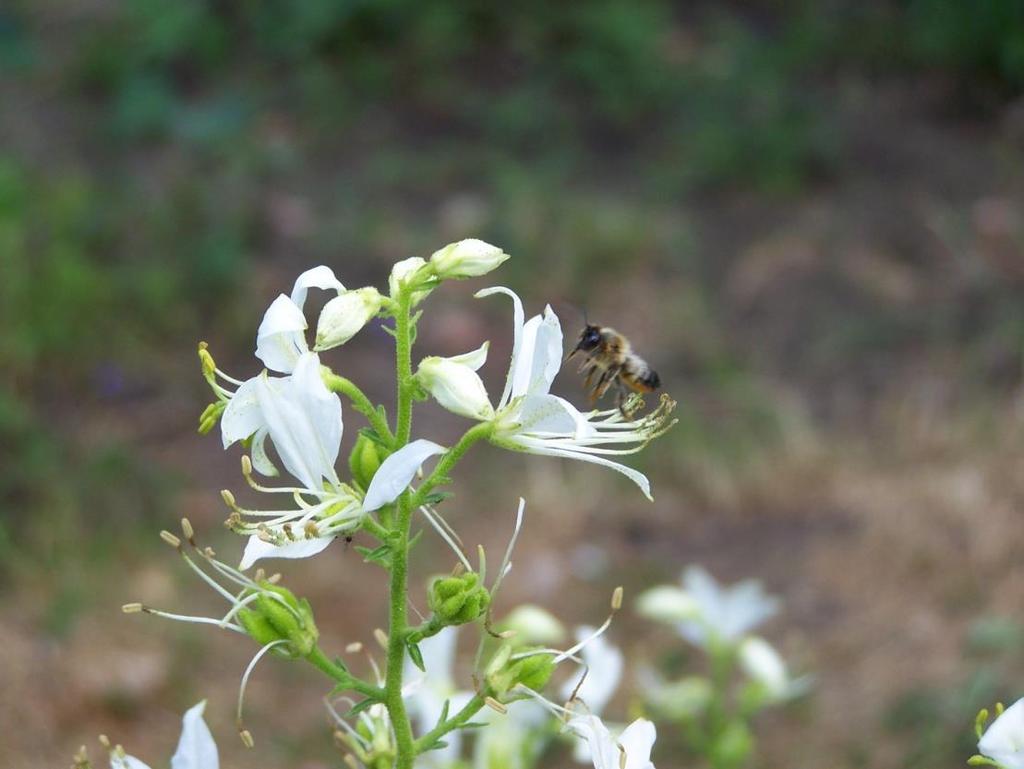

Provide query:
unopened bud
left=415, top=348, right=494, bottom=421
left=388, top=256, right=432, bottom=305
left=429, top=239, right=509, bottom=280
left=315, top=287, right=384, bottom=350
left=236, top=582, right=319, bottom=657
left=348, top=433, right=389, bottom=491
left=487, top=650, right=556, bottom=696
left=428, top=572, right=491, bottom=626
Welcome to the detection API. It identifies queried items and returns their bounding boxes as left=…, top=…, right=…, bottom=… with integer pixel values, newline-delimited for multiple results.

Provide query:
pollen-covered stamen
left=198, top=342, right=246, bottom=401
left=240, top=455, right=332, bottom=498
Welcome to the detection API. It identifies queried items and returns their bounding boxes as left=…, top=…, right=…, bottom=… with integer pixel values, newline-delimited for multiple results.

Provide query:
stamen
left=553, top=614, right=614, bottom=665
left=138, top=605, right=246, bottom=634
left=419, top=505, right=472, bottom=572
left=181, top=517, right=195, bottom=542
left=237, top=640, right=291, bottom=744
left=485, top=697, right=507, bottom=714
left=240, top=730, right=255, bottom=748
left=121, top=603, right=143, bottom=614
left=490, top=498, right=525, bottom=599
left=346, top=642, right=363, bottom=654
left=373, top=628, right=389, bottom=650
left=160, top=530, right=182, bottom=548
left=611, top=586, right=624, bottom=611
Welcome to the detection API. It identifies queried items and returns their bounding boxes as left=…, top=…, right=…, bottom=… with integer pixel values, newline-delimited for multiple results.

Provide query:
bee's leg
left=583, top=364, right=600, bottom=393
left=594, top=366, right=621, bottom=402
left=616, top=381, right=635, bottom=418
left=588, top=369, right=610, bottom=404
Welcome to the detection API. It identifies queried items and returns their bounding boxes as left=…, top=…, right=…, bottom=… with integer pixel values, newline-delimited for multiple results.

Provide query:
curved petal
left=508, top=440, right=652, bottom=501
left=449, top=340, right=489, bottom=372
left=249, top=427, right=278, bottom=477
left=567, top=714, right=618, bottom=769
left=239, top=532, right=335, bottom=570
left=618, top=719, right=657, bottom=769
left=256, top=295, right=308, bottom=374
left=221, top=376, right=263, bottom=449
left=474, top=286, right=524, bottom=410
left=290, top=265, right=344, bottom=310
left=363, top=439, right=446, bottom=512
left=255, top=354, right=342, bottom=490
left=417, top=358, right=494, bottom=421
left=517, top=394, right=592, bottom=438
left=170, top=700, right=219, bottom=769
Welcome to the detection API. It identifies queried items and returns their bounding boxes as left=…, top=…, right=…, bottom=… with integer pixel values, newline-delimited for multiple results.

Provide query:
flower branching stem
left=413, top=692, right=487, bottom=754
left=305, top=646, right=385, bottom=702
left=323, top=373, right=396, bottom=447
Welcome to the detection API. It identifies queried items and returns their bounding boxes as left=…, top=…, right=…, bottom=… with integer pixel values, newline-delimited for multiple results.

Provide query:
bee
left=568, top=323, right=661, bottom=415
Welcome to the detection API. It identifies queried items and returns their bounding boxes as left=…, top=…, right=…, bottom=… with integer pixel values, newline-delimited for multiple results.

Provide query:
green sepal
left=347, top=698, right=378, bottom=718
left=423, top=491, right=454, bottom=506
left=357, top=544, right=393, bottom=568
left=407, top=641, right=426, bottom=672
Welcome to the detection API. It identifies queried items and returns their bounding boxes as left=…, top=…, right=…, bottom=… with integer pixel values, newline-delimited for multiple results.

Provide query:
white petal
left=112, top=756, right=152, bottom=769
left=635, top=586, right=699, bottom=623
left=255, top=295, right=308, bottom=374
left=511, top=441, right=652, bottom=500
left=567, top=714, right=618, bottom=769
left=290, top=265, right=344, bottom=310
left=517, top=394, right=591, bottom=438
left=429, top=239, right=509, bottom=279
left=221, top=376, right=263, bottom=449
left=363, top=439, right=446, bottom=511
left=448, top=340, right=489, bottom=371
left=980, top=697, right=1024, bottom=767
left=506, top=305, right=563, bottom=401
left=170, top=700, right=219, bottom=769
left=738, top=637, right=788, bottom=698
left=255, top=353, right=342, bottom=490
left=249, top=428, right=279, bottom=477
left=617, top=719, right=657, bottom=769
left=474, top=286, right=524, bottom=410
left=239, top=532, right=335, bottom=570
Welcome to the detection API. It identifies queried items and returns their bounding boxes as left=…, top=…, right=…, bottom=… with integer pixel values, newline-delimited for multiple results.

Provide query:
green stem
left=385, top=285, right=417, bottom=769
left=410, top=422, right=494, bottom=508
left=324, top=373, right=396, bottom=446
left=413, top=693, right=487, bottom=754
left=394, top=290, right=414, bottom=446
left=305, top=646, right=385, bottom=702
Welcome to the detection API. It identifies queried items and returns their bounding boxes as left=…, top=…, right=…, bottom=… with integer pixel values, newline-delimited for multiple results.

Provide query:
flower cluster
left=119, top=239, right=678, bottom=768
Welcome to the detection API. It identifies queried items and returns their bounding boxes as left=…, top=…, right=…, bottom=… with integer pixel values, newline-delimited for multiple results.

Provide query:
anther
left=241, top=455, right=253, bottom=476
left=267, top=573, right=282, bottom=584
left=303, top=521, right=319, bottom=538
left=618, top=742, right=628, bottom=769
left=160, top=530, right=182, bottom=548
left=98, top=735, right=111, bottom=749
left=345, top=642, right=363, bottom=654
left=239, top=729, right=255, bottom=748
left=451, top=562, right=466, bottom=577
left=485, top=697, right=507, bottom=714
left=373, top=628, right=389, bottom=650
left=181, top=517, right=195, bottom=542
left=611, top=586, right=624, bottom=611
left=221, top=489, right=237, bottom=509
left=122, top=603, right=144, bottom=614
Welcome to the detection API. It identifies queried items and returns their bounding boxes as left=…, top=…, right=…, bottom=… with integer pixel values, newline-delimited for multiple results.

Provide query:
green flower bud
left=428, top=572, right=491, bottom=626
left=237, top=582, right=319, bottom=657
left=349, top=433, right=389, bottom=491
left=197, top=401, right=225, bottom=435
left=485, top=645, right=555, bottom=698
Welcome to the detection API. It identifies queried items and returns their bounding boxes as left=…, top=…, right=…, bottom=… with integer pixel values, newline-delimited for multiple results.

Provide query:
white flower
left=473, top=700, right=550, bottom=769
left=256, top=265, right=344, bottom=374
left=979, top=697, right=1024, bottom=769
left=649, top=566, right=778, bottom=648
left=416, top=342, right=495, bottom=420
left=566, top=715, right=657, bottom=769
left=636, top=585, right=701, bottom=623
left=107, top=701, right=218, bottom=769
left=501, top=605, right=566, bottom=646
left=404, top=628, right=474, bottom=767
left=737, top=636, right=810, bottom=702
left=429, top=238, right=509, bottom=279
left=414, top=287, right=676, bottom=500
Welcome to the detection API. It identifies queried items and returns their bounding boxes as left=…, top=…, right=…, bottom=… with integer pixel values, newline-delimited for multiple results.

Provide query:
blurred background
left=3, top=1, right=1024, bottom=767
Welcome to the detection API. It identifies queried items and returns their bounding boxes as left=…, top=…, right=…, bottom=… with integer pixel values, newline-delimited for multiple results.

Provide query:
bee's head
left=575, top=324, right=603, bottom=352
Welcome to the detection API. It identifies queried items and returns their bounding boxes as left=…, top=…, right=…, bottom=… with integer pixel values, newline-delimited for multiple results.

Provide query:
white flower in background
left=566, top=715, right=657, bottom=769
left=430, top=238, right=509, bottom=279
left=315, top=286, right=384, bottom=351
left=561, top=626, right=624, bottom=764
left=637, top=668, right=713, bottom=720
left=501, top=605, right=566, bottom=646
left=403, top=628, right=474, bottom=767
left=737, top=636, right=810, bottom=702
left=413, top=287, right=676, bottom=500
left=473, top=700, right=550, bottom=769
left=105, top=701, right=218, bottom=769
left=639, top=566, right=778, bottom=648
left=561, top=625, right=623, bottom=716
left=979, top=697, right=1024, bottom=769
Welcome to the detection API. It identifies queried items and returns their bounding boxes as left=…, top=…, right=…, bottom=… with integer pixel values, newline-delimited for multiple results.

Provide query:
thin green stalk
left=323, top=373, right=396, bottom=446
left=413, top=693, right=487, bottom=754
left=410, top=421, right=494, bottom=508
left=394, top=290, right=414, bottom=446
left=305, top=646, right=385, bottom=702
